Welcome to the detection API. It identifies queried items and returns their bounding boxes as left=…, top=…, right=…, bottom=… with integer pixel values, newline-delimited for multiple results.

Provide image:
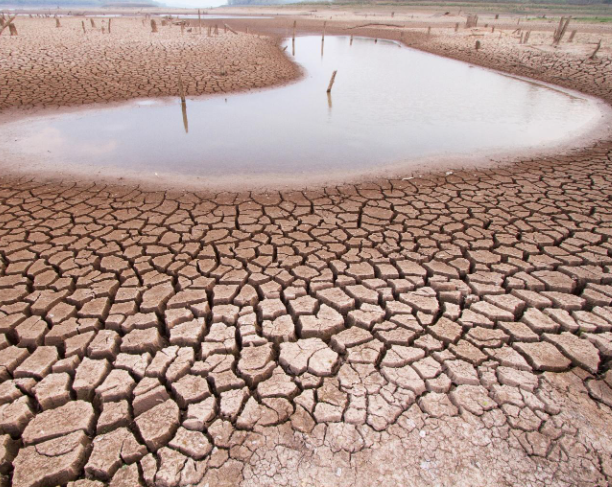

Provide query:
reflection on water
left=0, top=36, right=603, bottom=180
left=181, top=100, right=189, bottom=134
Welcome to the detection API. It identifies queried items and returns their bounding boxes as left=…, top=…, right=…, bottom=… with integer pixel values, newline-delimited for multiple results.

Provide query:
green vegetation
left=572, top=14, right=612, bottom=20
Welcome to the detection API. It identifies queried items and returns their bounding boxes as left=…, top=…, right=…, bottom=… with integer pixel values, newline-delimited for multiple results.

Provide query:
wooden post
left=553, top=16, right=570, bottom=45
left=292, top=20, right=296, bottom=41
left=55, top=17, right=60, bottom=28
left=524, top=31, right=530, bottom=44
left=589, top=40, right=602, bottom=60
left=198, top=9, right=201, bottom=34
left=475, top=40, right=481, bottom=50
left=8, top=22, right=17, bottom=36
left=491, top=26, right=494, bottom=33
left=151, top=19, right=157, bottom=33
left=214, top=24, right=218, bottom=35
left=90, top=18, right=95, bottom=28
left=427, top=26, right=431, bottom=36
left=82, top=20, right=86, bottom=33
left=350, top=35, right=353, bottom=45
left=108, top=18, right=111, bottom=34
left=322, top=21, right=326, bottom=41
left=326, top=70, right=337, bottom=93
left=568, top=30, right=577, bottom=43
left=455, top=23, right=459, bottom=32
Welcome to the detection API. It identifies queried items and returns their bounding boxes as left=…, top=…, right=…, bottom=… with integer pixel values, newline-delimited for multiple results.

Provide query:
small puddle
left=0, top=36, right=609, bottom=188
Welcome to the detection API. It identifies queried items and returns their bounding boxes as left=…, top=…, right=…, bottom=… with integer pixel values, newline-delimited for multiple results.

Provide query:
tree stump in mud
left=466, top=14, right=478, bottom=29
left=475, top=40, right=481, bottom=50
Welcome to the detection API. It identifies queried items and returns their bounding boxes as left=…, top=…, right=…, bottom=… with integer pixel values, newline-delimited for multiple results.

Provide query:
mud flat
left=1, top=9, right=612, bottom=487
left=0, top=17, right=300, bottom=111
left=1, top=34, right=611, bottom=190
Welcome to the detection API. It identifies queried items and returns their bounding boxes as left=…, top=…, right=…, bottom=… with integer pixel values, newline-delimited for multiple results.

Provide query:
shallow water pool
left=0, top=36, right=607, bottom=186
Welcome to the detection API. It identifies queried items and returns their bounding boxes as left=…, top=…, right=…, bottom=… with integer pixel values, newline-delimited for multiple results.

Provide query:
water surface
left=0, top=36, right=606, bottom=186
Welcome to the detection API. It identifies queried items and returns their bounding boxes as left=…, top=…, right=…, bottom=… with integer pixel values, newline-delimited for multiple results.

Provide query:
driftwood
left=344, top=23, right=404, bottom=30
left=224, top=23, right=237, bottom=35
left=589, top=40, right=602, bottom=60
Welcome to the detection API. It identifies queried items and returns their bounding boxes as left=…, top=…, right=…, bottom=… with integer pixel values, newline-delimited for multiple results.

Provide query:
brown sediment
left=0, top=17, right=300, bottom=113
left=1, top=9, right=612, bottom=487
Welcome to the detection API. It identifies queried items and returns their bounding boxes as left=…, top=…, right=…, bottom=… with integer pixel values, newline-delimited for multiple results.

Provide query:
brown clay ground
left=0, top=17, right=299, bottom=111
left=1, top=10, right=612, bottom=487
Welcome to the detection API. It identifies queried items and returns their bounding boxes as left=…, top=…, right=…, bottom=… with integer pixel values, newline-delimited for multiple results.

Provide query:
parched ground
left=1, top=10, right=612, bottom=487
left=0, top=17, right=299, bottom=110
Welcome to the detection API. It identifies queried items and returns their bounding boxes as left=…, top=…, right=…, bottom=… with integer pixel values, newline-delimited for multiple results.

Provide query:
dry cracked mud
left=0, top=17, right=299, bottom=111
left=1, top=11, right=612, bottom=487
left=2, top=149, right=612, bottom=486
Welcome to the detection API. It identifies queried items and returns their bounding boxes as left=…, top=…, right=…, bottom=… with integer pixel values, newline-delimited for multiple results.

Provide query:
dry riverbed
left=1, top=10, right=612, bottom=487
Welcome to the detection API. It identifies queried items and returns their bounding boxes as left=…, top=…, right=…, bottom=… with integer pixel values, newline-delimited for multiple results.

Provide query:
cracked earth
left=1, top=12, right=612, bottom=487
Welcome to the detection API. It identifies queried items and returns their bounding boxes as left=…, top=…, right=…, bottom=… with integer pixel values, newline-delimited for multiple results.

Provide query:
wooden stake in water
left=350, top=35, right=353, bottom=45
left=326, top=70, right=337, bottom=93
left=292, top=20, right=296, bottom=41
left=322, top=21, right=326, bottom=42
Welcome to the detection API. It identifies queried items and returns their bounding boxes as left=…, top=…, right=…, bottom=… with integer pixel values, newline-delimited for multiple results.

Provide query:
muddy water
left=0, top=36, right=607, bottom=186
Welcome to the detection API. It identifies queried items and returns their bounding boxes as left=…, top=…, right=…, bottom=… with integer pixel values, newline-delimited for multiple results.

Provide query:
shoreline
left=0, top=26, right=611, bottom=192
